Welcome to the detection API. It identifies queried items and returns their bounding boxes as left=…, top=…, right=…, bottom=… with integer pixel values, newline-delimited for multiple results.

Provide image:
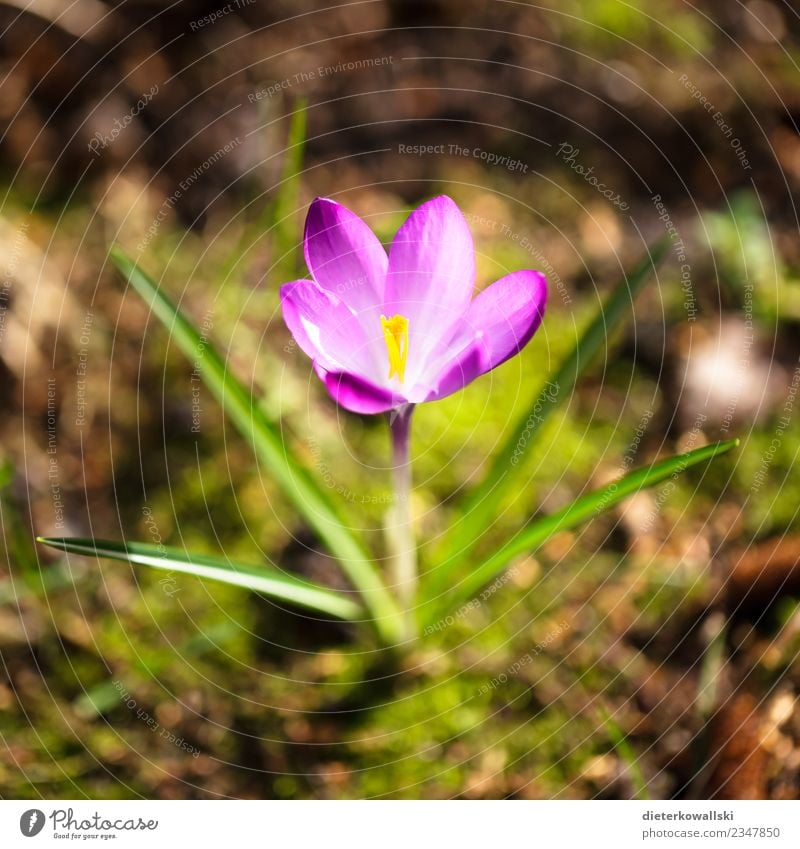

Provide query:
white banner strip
left=2, top=800, right=799, bottom=848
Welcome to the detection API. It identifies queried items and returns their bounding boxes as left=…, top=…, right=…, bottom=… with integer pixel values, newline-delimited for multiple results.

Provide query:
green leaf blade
left=107, top=249, right=404, bottom=642
left=428, top=438, right=738, bottom=621
left=433, top=241, right=669, bottom=589
left=273, top=99, right=308, bottom=277
left=37, top=536, right=364, bottom=621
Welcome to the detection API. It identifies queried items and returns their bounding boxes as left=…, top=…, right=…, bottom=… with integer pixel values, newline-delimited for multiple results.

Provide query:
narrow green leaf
left=108, top=249, right=404, bottom=643
left=434, top=241, right=669, bottom=591
left=224, top=100, right=308, bottom=284
left=218, top=100, right=308, bottom=291
left=427, top=438, right=738, bottom=621
left=273, top=98, right=307, bottom=269
left=37, top=536, right=364, bottom=621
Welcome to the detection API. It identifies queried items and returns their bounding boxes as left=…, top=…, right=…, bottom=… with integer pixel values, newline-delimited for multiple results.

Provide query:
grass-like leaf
left=109, top=248, right=404, bottom=643
left=272, top=99, right=307, bottom=277
left=37, top=537, right=364, bottom=621
left=434, top=240, right=669, bottom=587
left=218, top=101, right=307, bottom=291
left=425, top=438, right=738, bottom=622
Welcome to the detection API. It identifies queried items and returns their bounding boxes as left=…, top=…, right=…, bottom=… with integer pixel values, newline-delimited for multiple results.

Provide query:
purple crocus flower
left=280, top=195, right=547, bottom=414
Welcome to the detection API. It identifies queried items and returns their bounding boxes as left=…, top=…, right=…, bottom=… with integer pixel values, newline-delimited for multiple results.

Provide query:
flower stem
left=388, top=404, right=417, bottom=631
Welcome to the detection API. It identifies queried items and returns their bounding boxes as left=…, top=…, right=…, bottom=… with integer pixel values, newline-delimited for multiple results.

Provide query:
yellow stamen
left=381, top=314, right=409, bottom=383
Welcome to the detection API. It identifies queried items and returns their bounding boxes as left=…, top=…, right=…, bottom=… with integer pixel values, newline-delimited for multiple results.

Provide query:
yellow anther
left=381, top=314, right=409, bottom=383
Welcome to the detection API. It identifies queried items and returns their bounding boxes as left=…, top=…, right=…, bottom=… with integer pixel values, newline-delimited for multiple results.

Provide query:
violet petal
left=304, top=197, right=388, bottom=314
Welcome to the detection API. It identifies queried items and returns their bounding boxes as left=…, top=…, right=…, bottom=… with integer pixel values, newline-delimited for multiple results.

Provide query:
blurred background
left=1, top=0, right=800, bottom=799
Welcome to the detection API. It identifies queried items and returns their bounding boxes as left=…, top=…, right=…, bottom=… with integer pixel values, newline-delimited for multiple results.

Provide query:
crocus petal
left=282, top=195, right=548, bottom=416
left=384, top=196, right=476, bottom=380
left=422, top=339, right=489, bottom=402
left=420, top=269, right=547, bottom=401
left=304, top=198, right=388, bottom=314
left=280, top=279, right=380, bottom=382
left=322, top=369, right=400, bottom=414
left=463, top=269, right=547, bottom=370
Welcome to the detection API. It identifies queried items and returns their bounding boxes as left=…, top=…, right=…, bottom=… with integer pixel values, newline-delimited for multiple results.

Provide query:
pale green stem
left=387, top=404, right=417, bottom=630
